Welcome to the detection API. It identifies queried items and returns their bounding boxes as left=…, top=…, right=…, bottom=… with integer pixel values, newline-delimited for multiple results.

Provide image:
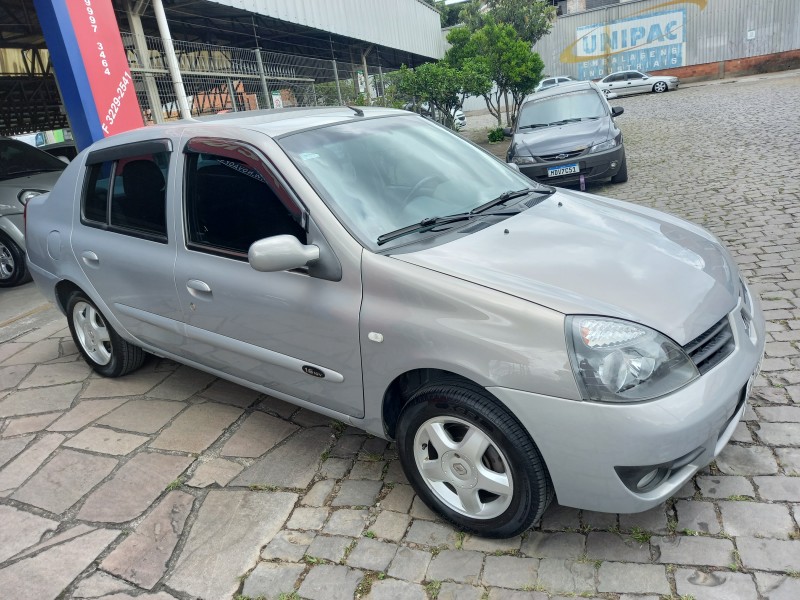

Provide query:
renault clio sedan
left=506, top=81, right=628, bottom=185
left=26, top=107, right=763, bottom=538
left=597, top=70, right=679, bottom=96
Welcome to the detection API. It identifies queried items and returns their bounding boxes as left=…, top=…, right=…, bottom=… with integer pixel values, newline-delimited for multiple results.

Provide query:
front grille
left=683, top=316, right=735, bottom=375
left=537, top=149, right=585, bottom=162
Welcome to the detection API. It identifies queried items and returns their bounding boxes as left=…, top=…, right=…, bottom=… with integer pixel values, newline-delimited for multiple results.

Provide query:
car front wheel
left=0, top=232, right=31, bottom=288
left=396, top=379, right=553, bottom=538
left=66, top=291, right=146, bottom=377
left=653, top=81, right=668, bottom=93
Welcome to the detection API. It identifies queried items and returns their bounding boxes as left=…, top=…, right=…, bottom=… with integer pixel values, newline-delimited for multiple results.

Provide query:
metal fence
left=122, top=33, right=398, bottom=125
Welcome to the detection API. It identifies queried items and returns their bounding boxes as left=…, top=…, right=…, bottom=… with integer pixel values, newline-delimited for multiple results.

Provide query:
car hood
left=393, top=189, right=738, bottom=345
left=513, top=118, right=611, bottom=156
left=0, top=170, right=63, bottom=214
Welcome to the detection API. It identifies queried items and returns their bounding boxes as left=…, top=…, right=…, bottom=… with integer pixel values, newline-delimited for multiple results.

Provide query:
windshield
left=517, top=90, right=607, bottom=129
left=278, top=115, right=537, bottom=249
left=0, top=139, right=66, bottom=182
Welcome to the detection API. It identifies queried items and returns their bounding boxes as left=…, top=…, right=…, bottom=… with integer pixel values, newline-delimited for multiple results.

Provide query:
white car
left=535, top=76, right=574, bottom=93
left=597, top=70, right=679, bottom=97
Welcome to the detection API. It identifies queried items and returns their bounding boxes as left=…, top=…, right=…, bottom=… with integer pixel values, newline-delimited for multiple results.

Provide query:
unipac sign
left=34, top=0, right=143, bottom=149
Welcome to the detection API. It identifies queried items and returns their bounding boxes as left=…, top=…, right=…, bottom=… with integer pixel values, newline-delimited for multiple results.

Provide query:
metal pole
left=151, top=0, right=191, bottom=119
left=254, top=49, right=270, bottom=108
left=126, top=1, right=164, bottom=123
left=361, top=50, right=371, bottom=104
left=227, top=78, right=239, bottom=111
left=332, top=59, right=343, bottom=105
left=378, top=65, right=385, bottom=106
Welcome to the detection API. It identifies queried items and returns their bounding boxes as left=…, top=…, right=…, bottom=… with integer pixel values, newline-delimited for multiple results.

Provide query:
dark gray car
left=506, top=81, right=627, bottom=186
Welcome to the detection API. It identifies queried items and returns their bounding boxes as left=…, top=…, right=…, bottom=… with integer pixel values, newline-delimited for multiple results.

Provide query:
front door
left=172, top=136, right=364, bottom=417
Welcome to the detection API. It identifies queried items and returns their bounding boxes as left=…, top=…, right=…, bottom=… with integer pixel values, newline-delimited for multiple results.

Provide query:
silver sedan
left=597, top=70, right=679, bottom=96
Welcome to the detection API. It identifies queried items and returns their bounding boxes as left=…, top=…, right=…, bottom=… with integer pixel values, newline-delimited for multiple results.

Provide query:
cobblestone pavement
left=1, top=71, right=800, bottom=600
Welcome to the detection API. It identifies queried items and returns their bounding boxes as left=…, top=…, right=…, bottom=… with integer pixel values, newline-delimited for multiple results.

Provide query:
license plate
left=548, top=163, right=579, bottom=177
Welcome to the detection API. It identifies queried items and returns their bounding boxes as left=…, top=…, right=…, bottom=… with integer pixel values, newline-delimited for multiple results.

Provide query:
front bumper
left=488, top=294, right=764, bottom=513
left=515, top=144, right=625, bottom=186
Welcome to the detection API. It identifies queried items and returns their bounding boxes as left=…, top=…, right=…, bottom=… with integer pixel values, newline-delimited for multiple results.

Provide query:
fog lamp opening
left=610, top=161, right=618, bottom=169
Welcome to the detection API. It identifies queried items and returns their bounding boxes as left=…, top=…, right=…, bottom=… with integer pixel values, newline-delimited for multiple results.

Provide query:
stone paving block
left=292, top=408, right=334, bottom=427
left=242, top=562, right=304, bottom=599
left=348, top=459, right=386, bottom=480
left=362, top=437, right=388, bottom=457
left=409, top=495, right=438, bottom=520
left=167, top=490, right=297, bottom=600
left=540, top=504, right=581, bottom=530
left=77, top=452, right=192, bottom=523
left=405, top=520, right=457, bottom=548
left=482, top=555, right=538, bottom=589
left=302, top=479, right=336, bottom=506
left=0, top=338, right=60, bottom=366
left=619, top=504, right=670, bottom=533
left=81, top=369, right=169, bottom=399
left=777, top=448, right=800, bottom=475
left=697, top=475, right=755, bottom=499
left=731, top=422, right=754, bottom=443
left=256, top=395, right=298, bottom=419
left=10, top=524, right=94, bottom=561
left=675, top=500, right=722, bottom=534
left=756, top=406, right=800, bottom=422
left=2, top=413, right=59, bottom=437
left=72, top=571, right=135, bottom=599
left=12, top=448, right=117, bottom=514
left=462, top=533, right=522, bottom=553
left=47, top=398, right=129, bottom=432
left=719, top=501, right=795, bottom=539
left=306, top=534, right=353, bottom=562
left=298, top=564, right=363, bottom=600
left=586, top=532, right=650, bottom=562
left=652, top=535, right=735, bottom=567
left=0, top=434, right=33, bottom=469
left=521, top=531, right=585, bottom=559
left=324, top=509, right=369, bottom=537
left=388, top=546, right=431, bottom=583
left=287, top=506, right=329, bottom=530
left=347, top=537, right=398, bottom=571
left=488, top=590, right=546, bottom=600
left=186, top=457, right=243, bottom=488
left=96, top=399, right=185, bottom=434
left=332, top=479, right=383, bottom=506
left=383, top=460, right=408, bottom=485
left=96, top=592, right=177, bottom=600
left=0, top=432, right=64, bottom=496
left=0, top=342, right=29, bottom=364
left=437, top=582, right=483, bottom=600
left=0, top=382, right=81, bottom=417
left=101, top=490, right=193, bottom=588
left=220, top=410, right=298, bottom=458
left=330, top=434, right=366, bottom=458
left=755, top=572, right=800, bottom=600
left=18, top=362, right=91, bottom=389
left=63, top=426, right=148, bottom=456
left=366, top=579, right=427, bottom=600
left=371, top=510, right=411, bottom=542
left=261, top=529, right=316, bottom=561
left=233, top=427, right=333, bottom=489
left=13, top=318, right=67, bottom=343
left=675, top=568, right=758, bottom=600
left=0, top=364, right=33, bottom=391
left=738, top=537, right=800, bottom=571
left=597, top=562, right=669, bottom=595
left=150, top=401, right=243, bottom=453
left=380, top=483, right=415, bottom=513
left=582, top=510, right=617, bottom=530
left=716, top=445, right=779, bottom=475
left=320, top=457, right=353, bottom=479
left=198, top=378, right=261, bottom=407
left=757, top=422, right=800, bottom=445
left=145, top=365, right=215, bottom=400
left=754, top=475, right=800, bottom=501
left=0, top=504, right=58, bottom=563
left=426, top=550, right=483, bottom=584
left=0, top=528, right=119, bottom=600
left=536, top=558, right=594, bottom=595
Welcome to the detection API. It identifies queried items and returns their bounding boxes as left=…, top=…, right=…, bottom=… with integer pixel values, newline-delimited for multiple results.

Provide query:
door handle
left=81, top=251, right=99, bottom=266
left=186, top=279, right=212, bottom=296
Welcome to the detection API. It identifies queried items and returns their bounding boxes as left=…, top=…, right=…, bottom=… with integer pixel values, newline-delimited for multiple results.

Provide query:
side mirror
left=503, top=127, right=512, bottom=137
left=507, top=162, right=520, bottom=172
left=57, top=155, right=70, bottom=164
left=611, top=106, right=624, bottom=117
left=248, top=235, right=319, bottom=273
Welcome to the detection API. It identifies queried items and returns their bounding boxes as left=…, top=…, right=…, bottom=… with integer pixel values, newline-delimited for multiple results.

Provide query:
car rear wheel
left=653, top=81, right=668, bottom=93
left=0, top=232, right=31, bottom=288
left=66, top=291, right=145, bottom=377
left=611, top=156, right=628, bottom=183
left=396, top=379, right=553, bottom=538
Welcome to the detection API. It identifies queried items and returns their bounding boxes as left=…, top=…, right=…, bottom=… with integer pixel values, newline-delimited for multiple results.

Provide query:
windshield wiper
left=6, top=168, right=63, bottom=176
left=470, top=186, right=555, bottom=215
left=376, top=208, right=523, bottom=246
left=518, top=123, right=549, bottom=130
left=549, top=118, right=583, bottom=126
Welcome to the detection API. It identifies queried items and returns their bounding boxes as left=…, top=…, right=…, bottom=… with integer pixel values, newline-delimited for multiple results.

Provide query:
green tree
left=459, top=0, right=557, bottom=46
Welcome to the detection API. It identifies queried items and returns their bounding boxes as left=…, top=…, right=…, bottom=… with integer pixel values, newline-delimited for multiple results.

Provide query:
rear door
left=71, top=139, right=185, bottom=353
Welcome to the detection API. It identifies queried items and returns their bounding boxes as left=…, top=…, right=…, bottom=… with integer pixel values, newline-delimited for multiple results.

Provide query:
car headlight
left=510, top=155, right=535, bottom=165
left=589, top=138, right=618, bottom=154
left=566, top=316, right=699, bottom=402
left=18, top=189, right=48, bottom=205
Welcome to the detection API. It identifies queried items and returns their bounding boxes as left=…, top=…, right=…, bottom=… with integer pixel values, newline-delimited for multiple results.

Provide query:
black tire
left=396, top=379, right=553, bottom=538
left=66, top=291, right=145, bottom=377
left=652, top=81, right=668, bottom=93
left=0, top=232, right=32, bottom=288
left=611, top=156, right=628, bottom=183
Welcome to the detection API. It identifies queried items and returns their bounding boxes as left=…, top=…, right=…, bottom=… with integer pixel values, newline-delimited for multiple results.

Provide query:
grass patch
left=630, top=526, right=652, bottom=544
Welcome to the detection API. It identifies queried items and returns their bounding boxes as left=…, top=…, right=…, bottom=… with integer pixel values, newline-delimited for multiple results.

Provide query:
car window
left=82, top=152, right=169, bottom=241
left=542, top=79, right=554, bottom=86
left=626, top=72, right=644, bottom=80
left=605, top=74, right=622, bottom=83
left=183, top=143, right=306, bottom=258
left=0, top=139, right=66, bottom=182
left=517, top=89, right=607, bottom=128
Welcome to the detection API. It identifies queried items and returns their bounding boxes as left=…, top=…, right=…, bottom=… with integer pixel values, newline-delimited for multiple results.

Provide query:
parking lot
left=1, top=70, right=800, bottom=600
